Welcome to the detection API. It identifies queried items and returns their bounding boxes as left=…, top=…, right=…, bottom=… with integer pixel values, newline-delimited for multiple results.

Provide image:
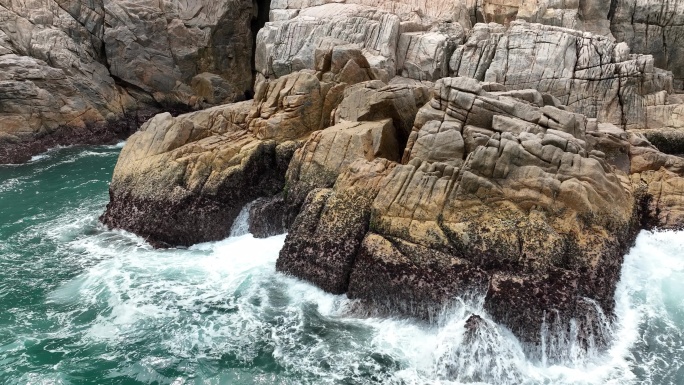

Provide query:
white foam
left=29, top=154, right=49, bottom=162
left=43, top=207, right=684, bottom=385
left=228, top=202, right=255, bottom=237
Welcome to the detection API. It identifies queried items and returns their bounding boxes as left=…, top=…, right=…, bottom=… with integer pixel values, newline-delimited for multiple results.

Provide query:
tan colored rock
left=396, top=25, right=465, bottom=81
left=0, top=4, right=139, bottom=163
left=288, top=119, right=400, bottom=183
left=481, top=21, right=672, bottom=129
left=283, top=119, right=400, bottom=214
left=333, top=80, right=431, bottom=141
left=269, top=0, right=475, bottom=31
left=0, top=0, right=259, bottom=163
left=632, top=170, right=684, bottom=230
left=248, top=71, right=326, bottom=141
left=479, top=0, right=613, bottom=36
left=281, top=76, right=645, bottom=347
left=102, top=101, right=301, bottom=246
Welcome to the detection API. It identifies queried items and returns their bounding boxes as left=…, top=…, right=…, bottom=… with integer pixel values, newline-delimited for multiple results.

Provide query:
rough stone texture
left=632, top=170, right=684, bottom=230
left=248, top=70, right=328, bottom=140
left=477, top=0, right=613, bottom=36
left=249, top=194, right=287, bottom=238
left=0, top=0, right=256, bottom=164
left=277, top=159, right=396, bottom=294
left=96, top=0, right=684, bottom=355
left=282, top=119, right=401, bottom=221
left=396, top=25, right=465, bottom=81
left=481, top=21, right=672, bottom=130
left=6, top=0, right=684, bottom=165
left=101, top=101, right=299, bottom=246
left=610, top=0, right=684, bottom=89
left=333, top=79, right=431, bottom=143
left=103, top=0, right=255, bottom=105
left=256, top=3, right=402, bottom=78
left=474, top=0, right=684, bottom=89
left=277, top=77, right=676, bottom=348
left=0, top=2, right=138, bottom=163
left=102, top=56, right=398, bottom=245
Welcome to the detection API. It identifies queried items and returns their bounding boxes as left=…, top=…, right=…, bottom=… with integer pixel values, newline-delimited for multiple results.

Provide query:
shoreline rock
left=0, top=0, right=259, bottom=165
left=3, top=0, right=684, bottom=360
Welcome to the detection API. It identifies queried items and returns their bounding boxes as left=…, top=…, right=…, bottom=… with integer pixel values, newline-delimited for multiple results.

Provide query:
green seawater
left=0, top=145, right=683, bottom=385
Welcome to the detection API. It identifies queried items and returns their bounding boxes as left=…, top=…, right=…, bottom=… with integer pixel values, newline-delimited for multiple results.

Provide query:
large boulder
left=101, top=102, right=300, bottom=247
left=276, top=77, right=679, bottom=351
left=102, top=63, right=391, bottom=246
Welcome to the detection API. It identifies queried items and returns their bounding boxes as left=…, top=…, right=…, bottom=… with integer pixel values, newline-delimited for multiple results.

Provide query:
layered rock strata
left=264, top=0, right=684, bottom=89
left=277, top=77, right=668, bottom=346
left=256, top=3, right=684, bottom=154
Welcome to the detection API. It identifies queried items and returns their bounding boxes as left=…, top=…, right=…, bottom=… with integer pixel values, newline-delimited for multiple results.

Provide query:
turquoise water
left=0, top=145, right=683, bottom=385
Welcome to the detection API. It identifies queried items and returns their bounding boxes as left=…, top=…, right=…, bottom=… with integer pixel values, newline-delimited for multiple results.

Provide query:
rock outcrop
left=5, top=0, right=684, bottom=164
left=101, top=101, right=299, bottom=247
left=98, top=0, right=684, bottom=359
left=0, top=0, right=257, bottom=164
left=102, top=42, right=406, bottom=245
left=278, top=77, right=658, bottom=346
left=610, top=0, right=684, bottom=89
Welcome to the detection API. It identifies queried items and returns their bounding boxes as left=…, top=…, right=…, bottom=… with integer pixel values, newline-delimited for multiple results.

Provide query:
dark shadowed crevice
left=251, top=0, right=271, bottom=79
left=608, top=0, right=618, bottom=21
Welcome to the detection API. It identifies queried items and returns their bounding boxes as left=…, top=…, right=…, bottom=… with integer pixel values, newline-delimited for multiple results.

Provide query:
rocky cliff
left=5, top=0, right=684, bottom=359
left=0, top=0, right=260, bottom=163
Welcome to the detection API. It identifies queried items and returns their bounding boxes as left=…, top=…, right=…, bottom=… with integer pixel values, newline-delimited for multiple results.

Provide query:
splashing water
left=0, top=145, right=683, bottom=385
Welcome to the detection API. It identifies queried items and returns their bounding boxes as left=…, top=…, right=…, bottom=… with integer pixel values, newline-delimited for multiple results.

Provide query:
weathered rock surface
left=98, top=0, right=684, bottom=356
left=278, top=158, right=396, bottom=294
left=0, top=0, right=257, bottom=164
left=455, top=22, right=672, bottom=130
left=357, top=77, right=641, bottom=342
left=103, top=0, right=255, bottom=105
left=102, top=31, right=415, bottom=244
left=276, top=76, right=684, bottom=348
left=0, top=2, right=138, bottom=163
left=101, top=101, right=300, bottom=246
left=610, top=0, right=684, bottom=89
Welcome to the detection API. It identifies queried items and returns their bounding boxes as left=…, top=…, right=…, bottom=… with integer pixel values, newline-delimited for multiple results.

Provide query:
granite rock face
left=0, top=0, right=257, bottom=164
left=452, top=21, right=673, bottom=130
left=99, top=0, right=684, bottom=355
left=278, top=77, right=659, bottom=346
left=102, top=42, right=409, bottom=246
left=610, top=0, right=684, bottom=89
left=101, top=101, right=300, bottom=247
left=0, top=2, right=137, bottom=163
left=103, top=0, right=255, bottom=105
